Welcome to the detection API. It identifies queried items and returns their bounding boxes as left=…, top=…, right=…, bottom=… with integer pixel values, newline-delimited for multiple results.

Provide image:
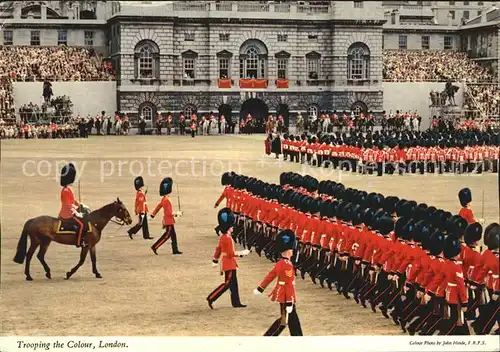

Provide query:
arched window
left=141, top=105, right=154, bottom=122
left=239, top=39, right=268, bottom=79
left=308, top=105, right=318, bottom=118
left=134, top=40, right=160, bottom=79
left=184, top=106, right=195, bottom=117
left=347, top=43, right=370, bottom=80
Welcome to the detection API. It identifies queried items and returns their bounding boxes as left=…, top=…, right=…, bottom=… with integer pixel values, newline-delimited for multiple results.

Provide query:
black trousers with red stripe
left=264, top=303, right=303, bottom=336
left=128, top=214, right=150, bottom=239
left=472, top=297, right=499, bottom=335
left=437, top=303, right=470, bottom=335
left=152, top=225, right=179, bottom=253
left=207, top=269, right=242, bottom=307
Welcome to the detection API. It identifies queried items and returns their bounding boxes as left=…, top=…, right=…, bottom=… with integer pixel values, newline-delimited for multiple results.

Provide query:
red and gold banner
left=218, top=78, right=231, bottom=88
left=239, top=79, right=268, bottom=89
left=276, top=79, right=289, bottom=88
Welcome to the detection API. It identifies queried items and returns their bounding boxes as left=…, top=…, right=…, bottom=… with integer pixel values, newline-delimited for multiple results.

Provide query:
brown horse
left=13, top=198, right=133, bottom=281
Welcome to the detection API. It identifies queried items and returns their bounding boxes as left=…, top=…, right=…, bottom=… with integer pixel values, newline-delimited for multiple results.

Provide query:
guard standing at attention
left=253, top=229, right=303, bottom=336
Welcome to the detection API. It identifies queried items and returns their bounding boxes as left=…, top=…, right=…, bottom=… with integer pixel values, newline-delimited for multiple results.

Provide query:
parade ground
left=1, top=135, right=498, bottom=336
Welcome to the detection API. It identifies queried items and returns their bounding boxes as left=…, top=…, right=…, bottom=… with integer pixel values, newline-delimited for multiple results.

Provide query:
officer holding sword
left=253, top=229, right=304, bottom=336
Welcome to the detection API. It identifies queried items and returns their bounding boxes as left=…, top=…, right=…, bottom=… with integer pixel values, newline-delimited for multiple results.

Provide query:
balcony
left=276, top=79, right=289, bottom=89
left=237, top=2, right=269, bottom=12
left=172, top=2, right=209, bottom=12
left=398, top=4, right=433, bottom=18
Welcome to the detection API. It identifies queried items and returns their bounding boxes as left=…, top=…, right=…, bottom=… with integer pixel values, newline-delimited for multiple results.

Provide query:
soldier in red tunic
left=206, top=208, right=249, bottom=309
left=150, top=177, right=183, bottom=255
left=59, top=163, right=88, bottom=248
left=253, top=229, right=303, bottom=336
left=470, top=223, right=500, bottom=335
left=457, top=188, right=483, bottom=224
left=127, top=176, right=153, bottom=240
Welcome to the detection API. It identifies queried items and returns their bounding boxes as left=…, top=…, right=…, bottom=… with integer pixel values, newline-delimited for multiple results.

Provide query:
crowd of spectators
left=464, top=84, right=500, bottom=119
left=0, top=46, right=115, bottom=82
left=383, top=50, right=494, bottom=83
left=0, top=46, right=115, bottom=126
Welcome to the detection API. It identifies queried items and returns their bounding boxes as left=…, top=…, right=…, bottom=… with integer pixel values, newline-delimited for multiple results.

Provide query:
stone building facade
left=110, top=1, right=386, bottom=126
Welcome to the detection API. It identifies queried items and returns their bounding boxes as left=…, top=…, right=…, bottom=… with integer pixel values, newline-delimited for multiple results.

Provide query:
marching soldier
left=458, top=188, right=483, bottom=224
left=206, top=208, right=250, bottom=309
left=127, top=176, right=153, bottom=240
left=150, top=177, right=183, bottom=255
left=59, top=163, right=87, bottom=248
left=253, top=229, right=303, bottom=336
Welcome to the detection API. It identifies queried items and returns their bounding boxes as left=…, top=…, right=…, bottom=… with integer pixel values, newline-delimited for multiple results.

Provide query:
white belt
left=493, top=274, right=499, bottom=279
left=447, top=283, right=457, bottom=287
left=278, top=281, right=285, bottom=285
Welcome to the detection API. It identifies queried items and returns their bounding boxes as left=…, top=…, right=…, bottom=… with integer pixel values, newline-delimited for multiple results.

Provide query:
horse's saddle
left=56, top=218, right=91, bottom=235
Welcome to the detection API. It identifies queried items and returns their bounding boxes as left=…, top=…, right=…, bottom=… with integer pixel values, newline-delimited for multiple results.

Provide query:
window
left=134, top=41, right=160, bottom=80
left=398, top=35, right=407, bottom=50
left=463, top=1, right=469, bottom=5
left=421, top=35, right=430, bottom=50
left=184, top=106, right=195, bottom=117
left=449, top=1, right=455, bottom=5
left=463, top=10, right=469, bottom=20
left=57, top=29, right=67, bottom=46
left=141, top=105, right=154, bottom=122
left=478, top=1, right=483, bottom=5
left=240, top=46, right=266, bottom=78
left=348, top=43, right=370, bottom=80
left=449, top=11, right=455, bottom=19
left=219, top=33, right=230, bottom=41
left=3, top=30, right=13, bottom=45
left=184, top=58, right=195, bottom=79
left=308, top=34, right=318, bottom=40
left=382, top=35, right=384, bottom=49
left=219, top=58, right=229, bottom=78
left=277, top=33, right=288, bottom=42
left=416, top=1, right=423, bottom=4
left=354, top=0, right=363, bottom=8
left=391, top=12, right=396, bottom=24
left=308, top=106, right=318, bottom=118
left=277, top=58, right=288, bottom=79
left=84, top=31, right=94, bottom=46
left=30, top=30, right=40, bottom=46
left=444, top=36, right=453, bottom=50
left=477, top=10, right=482, bottom=16
left=138, top=44, right=154, bottom=78
left=307, top=58, right=319, bottom=79
left=184, top=31, right=195, bottom=41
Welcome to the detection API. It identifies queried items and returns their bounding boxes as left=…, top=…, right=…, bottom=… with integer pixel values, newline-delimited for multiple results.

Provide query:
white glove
left=424, top=294, right=431, bottom=303
left=74, top=211, right=84, bottom=218
left=173, top=211, right=183, bottom=217
left=238, top=249, right=250, bottom=256
left=285, top=305, right=293, bottom=314
left=478, top=218, right=485, bottom=224
left=253, top=288, right=262, bottom=296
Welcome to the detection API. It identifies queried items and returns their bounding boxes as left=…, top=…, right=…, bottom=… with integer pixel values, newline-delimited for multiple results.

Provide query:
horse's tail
left=13, top=222, right=29, bottom=264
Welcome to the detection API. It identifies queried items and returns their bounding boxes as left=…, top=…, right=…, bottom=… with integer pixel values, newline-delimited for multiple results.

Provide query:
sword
left=78, top=179, right=82, bottom=204
left=176, top=183, right=182, bottom=212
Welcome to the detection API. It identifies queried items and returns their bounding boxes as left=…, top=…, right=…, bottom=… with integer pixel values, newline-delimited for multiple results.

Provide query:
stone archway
left=218, top=104, right=232, bottom=133
left=277, top=103, right=290, bottom=127
left=350, top=101, right=368, bottom=116
left=240, top=98, right=269, bottom=133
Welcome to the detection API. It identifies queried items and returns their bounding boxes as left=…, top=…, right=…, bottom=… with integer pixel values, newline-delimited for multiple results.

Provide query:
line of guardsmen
left=215, top=171, right=499, bottom=335
left=279, top=129, right=500, bottom=175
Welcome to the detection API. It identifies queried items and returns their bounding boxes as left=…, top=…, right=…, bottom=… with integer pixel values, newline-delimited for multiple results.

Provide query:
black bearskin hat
left=276, top=229, right=296, bottom=253
left=484, top=223, right=500, bottom=251
left=134, top=176, right=144, bottom=191
left=464, top=222, right=482, bottom=246
left=428, top=230, right=445, bottom=256
left=443, top=235, right=461, bottom=259
left=377, top=213, right=394, bottom=236
left=60, top=163, right=76, bottom=187
left=458, top=188, right=472, bottom=207
left=217, top=207, right=235, bottom=233
left=221, top=172, right=236, bottom=186
left=159, top=177, right=173, bottom=196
